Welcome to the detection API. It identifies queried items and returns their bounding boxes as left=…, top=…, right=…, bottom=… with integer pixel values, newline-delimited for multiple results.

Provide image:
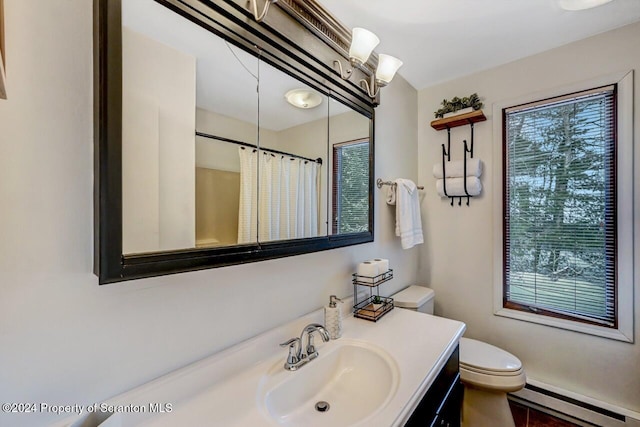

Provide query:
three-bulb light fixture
left=248, top=0, right=402, bottom=100
left=333, top=27, right=403, bottom=99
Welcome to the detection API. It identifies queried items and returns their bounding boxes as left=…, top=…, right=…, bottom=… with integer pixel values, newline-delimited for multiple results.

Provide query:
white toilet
left=392, top=285, right=526, bottom=427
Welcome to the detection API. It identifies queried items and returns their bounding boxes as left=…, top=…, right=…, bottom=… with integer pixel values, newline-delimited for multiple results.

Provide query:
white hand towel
left=436, top=177, right=482, bottom=197
left=385, top=184, right=396, bottom=205
left=394, top=179, right=424, bottom=250
left=432, top=159, right=483, bottom=179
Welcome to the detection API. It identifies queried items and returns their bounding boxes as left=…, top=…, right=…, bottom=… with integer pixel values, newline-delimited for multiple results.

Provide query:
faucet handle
left=279, top=337, right=299, bottom=348
left=306, top=334, right=317, bottom=356
left=279, top=337, right=301, bottom=365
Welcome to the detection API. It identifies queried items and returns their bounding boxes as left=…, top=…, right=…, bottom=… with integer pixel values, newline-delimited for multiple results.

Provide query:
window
left=503, top=86, right=618, bottom=327
left=494, top=73, right=633, bottom=342
left=332, top=139, right=370, bottom=234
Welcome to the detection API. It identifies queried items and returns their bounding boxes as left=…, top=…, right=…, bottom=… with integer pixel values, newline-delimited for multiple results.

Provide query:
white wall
left=273, top=113, right=328, bottom=160
left=0, top=1, right=418, bottom=426
left=418, top=22, right=640, bottom=412
left=196, top=107, right=258, bottom=172
left=122, top=27, right=196, bottom=254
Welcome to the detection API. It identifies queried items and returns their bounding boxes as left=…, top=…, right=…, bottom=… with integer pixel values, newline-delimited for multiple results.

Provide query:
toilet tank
left=392, top=286, right=435, bottom=314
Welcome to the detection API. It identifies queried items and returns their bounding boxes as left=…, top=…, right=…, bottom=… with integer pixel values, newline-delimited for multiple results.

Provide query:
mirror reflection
left=256, top=60, right=330, bottom=242
left=329, top=98, right=371, bottom=235
left=122, top=0, right=259, bottom=253
left=193, top=48, right=259, bottom=248
left=120, top=0, right=371, bottom=256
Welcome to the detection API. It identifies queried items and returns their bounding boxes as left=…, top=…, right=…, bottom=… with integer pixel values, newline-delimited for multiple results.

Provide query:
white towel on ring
left=394, top=179, right=423, bottom=249
left=386, top=184, right=396, bottom=205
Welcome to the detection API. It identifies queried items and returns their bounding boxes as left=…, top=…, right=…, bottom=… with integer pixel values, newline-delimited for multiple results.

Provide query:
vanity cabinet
left=405, top=345, right=461, bottom=427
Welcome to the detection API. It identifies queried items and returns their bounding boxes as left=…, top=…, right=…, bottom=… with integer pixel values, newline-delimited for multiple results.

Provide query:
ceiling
left=123, top=0, right=349, bottom=132
left=318, top=0, right=640, bottom=90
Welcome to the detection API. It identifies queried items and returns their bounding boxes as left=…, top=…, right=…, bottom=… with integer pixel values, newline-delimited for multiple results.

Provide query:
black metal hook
left=441, top=143, right=449, bottom=197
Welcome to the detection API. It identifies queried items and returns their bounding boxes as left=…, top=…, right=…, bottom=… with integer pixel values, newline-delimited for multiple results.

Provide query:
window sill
left=494, top=307, right=633, bottom=343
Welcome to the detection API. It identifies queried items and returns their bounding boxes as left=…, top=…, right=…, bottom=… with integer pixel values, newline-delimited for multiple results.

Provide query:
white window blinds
left=332, top=140, right=370, bottom=234
left=503, top=86, right=617, bottom=327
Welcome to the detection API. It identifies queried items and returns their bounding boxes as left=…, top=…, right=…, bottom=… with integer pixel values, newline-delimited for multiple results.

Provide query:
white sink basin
left=258, top=341, right=400, bottom=427
left=54, top=308, right=466, bottom=427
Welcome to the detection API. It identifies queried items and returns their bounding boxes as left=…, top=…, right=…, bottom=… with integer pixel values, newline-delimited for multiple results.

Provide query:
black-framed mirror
left=94, top=0, right=376, bottom=283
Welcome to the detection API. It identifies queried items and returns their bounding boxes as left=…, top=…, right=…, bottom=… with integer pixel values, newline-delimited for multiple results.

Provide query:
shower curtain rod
left=196, top=131, right=323, bottom=165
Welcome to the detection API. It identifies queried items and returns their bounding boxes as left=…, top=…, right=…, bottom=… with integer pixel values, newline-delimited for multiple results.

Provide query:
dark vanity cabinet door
left=405, top=345, right=461, bottom=427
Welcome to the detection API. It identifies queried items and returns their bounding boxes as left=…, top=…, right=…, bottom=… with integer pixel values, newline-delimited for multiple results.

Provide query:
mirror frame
left=94, top=0, right=377, bottom=284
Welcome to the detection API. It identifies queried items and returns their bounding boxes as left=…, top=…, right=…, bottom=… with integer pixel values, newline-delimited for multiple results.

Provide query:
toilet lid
left=460, top=338, right=522, bottom=373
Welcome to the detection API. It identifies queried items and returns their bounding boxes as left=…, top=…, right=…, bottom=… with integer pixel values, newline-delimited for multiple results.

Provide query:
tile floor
left=509, top=400, right=582, bottom=427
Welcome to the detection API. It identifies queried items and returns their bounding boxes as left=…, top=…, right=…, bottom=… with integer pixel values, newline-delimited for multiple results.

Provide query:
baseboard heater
left=509, top=381, right=640, bottom=427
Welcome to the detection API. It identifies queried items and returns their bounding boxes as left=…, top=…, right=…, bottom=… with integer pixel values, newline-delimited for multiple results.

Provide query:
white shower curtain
left=238, top=148, right=319, bottom=244
left=238, top=147, right=258, bottom=243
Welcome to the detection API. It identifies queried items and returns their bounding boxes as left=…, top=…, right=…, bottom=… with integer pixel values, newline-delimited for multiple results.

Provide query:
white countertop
left=54, top=305, right=465, bottom=427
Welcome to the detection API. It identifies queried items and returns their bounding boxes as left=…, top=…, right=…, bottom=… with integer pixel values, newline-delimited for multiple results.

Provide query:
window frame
left=492, top=71, right=634, bottom=342
left=503, top=85, right=617, bottom=327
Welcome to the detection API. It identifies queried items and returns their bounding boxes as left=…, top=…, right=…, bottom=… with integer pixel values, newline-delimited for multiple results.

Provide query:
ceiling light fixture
left=558, top=0, right=613, bottom=11
left=285, top=89, right=323, bottom=109
left=246, top=6, right=402, bottom=101
left=333, top=28, right=403, bottom=99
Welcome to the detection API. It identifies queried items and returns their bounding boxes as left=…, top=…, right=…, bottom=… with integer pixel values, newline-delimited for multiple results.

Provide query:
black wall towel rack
left=441, top=123, right=475, bottom=207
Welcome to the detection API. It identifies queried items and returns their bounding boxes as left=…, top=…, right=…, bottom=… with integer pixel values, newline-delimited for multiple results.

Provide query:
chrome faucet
left=279, top=323, right=330, bottom=371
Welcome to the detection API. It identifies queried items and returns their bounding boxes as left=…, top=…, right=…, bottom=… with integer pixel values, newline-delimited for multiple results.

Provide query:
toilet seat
left=459, top=338, right=526, bottom=392
left=461, top=363, right=524, bottom=376
left=460, top=338, right=522, bottom=372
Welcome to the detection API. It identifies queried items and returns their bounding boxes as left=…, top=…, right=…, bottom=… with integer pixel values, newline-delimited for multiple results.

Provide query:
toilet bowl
left=392, top=285, right=526, bottom=427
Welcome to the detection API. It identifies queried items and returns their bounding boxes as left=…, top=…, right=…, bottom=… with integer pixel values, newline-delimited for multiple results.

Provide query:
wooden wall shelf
left=430, top=109, right=486, bottom=131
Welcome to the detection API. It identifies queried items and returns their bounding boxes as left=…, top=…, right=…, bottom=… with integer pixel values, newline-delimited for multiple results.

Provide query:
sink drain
left=315, top=401, right=330, bottom=412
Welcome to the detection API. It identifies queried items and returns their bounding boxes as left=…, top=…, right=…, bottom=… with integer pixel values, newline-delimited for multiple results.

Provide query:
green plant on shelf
left=434, top=93, right=483, bottom=118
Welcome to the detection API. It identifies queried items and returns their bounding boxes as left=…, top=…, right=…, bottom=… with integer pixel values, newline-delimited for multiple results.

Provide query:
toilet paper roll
left=357, top=261, right=379, bottom=282
left=372, top=258, right=389, bottom=274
